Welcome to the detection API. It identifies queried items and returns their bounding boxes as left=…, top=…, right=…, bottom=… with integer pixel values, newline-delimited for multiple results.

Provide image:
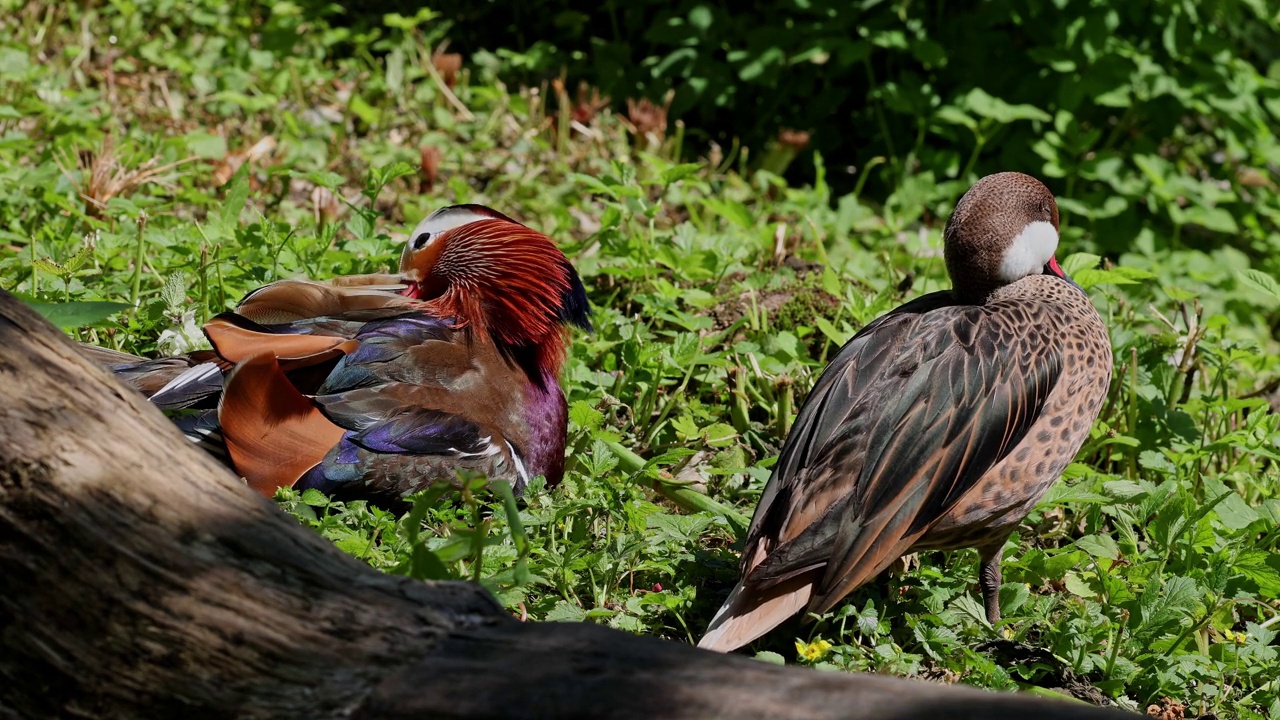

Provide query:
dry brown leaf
left=213, top=135, right=277, bottom=187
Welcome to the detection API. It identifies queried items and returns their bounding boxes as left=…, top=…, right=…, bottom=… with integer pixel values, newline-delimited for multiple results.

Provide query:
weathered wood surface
left=0, top=289, right=1134, bottom=719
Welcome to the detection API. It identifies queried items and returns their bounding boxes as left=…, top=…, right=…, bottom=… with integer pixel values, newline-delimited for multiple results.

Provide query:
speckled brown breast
left=915, top=274, right=1113, bottom=552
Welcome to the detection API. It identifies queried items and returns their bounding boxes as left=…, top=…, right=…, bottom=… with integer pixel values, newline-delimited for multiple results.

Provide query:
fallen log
left=0, top=289, right=1132, bottom=719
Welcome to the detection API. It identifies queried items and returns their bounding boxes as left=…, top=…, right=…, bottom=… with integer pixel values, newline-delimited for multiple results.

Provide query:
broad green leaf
left=1236, top=551, right=1280, bottom=598
left=1074, top=266, right=1155, bottom=290
left=753, top=651, right=786, bottom=665
left=300, top=488, right=330, bottom=507
left=1063, top=571, right=1097, bottom=598
left=1102, top=480, right=1148, bottom=502
left=701, top=197, right=754, bottom=230
left=219, top=165, right=251, bottom=233
left=703, top=422, right=738, bottom=448
left=1237, top=269, right=1280, bottom=302
left=814, top=316, right=853, bottom=346
left=183, top=131, right=227, bottom=158
left=1060, top=252, right=1101, bottom=277
left=568, top=400, right=605, bottom=431
left=348, top=93, right=380, bottom=126
left=963, top=87, right=1051, bottom=123
left=571, top=172, right=619, bottom=199
left=294, top=169, right=347, bottom=191
left=670, top=414, right=699, bottom=440
left=660, top=163, right=702, bottom=186
left=1181, top=205, right=1237, bottom=234
left=544, top=600, right=588, bottom=622
left=23, top=299, right=132, bottom=328
left=1075, top=534, right=1120, bottom=560
left=934, top=106, right=977, bottom=131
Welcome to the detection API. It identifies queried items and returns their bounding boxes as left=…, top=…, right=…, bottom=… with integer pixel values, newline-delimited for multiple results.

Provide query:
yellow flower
left=795, top=638, right=833, bottom=662
left=1223, top=629, right=1249, bottom=645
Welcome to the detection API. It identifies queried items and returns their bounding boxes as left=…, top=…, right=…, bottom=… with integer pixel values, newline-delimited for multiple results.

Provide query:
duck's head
left=398, top=204, right=591, bottom=376
left=943, top=172, right=1071, bottom=300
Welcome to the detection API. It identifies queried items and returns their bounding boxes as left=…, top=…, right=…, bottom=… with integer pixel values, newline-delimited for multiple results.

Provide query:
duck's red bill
left=1046, top=256, right=1066, bottom=278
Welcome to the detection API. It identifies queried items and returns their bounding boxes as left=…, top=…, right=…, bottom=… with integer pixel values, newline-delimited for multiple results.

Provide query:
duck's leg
left=977, top=538, right=1010, bottom=625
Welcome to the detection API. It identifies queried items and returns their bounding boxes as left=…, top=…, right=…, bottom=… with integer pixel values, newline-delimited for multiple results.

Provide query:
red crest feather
left=405, top=219, right=578, bottom=378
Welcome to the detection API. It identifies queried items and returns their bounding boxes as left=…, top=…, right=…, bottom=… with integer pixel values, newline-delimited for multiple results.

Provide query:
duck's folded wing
left=297, top=314, right=529, bottom=497
left=212, top=310, right=461, bottom=495
left=234, top=278, right=413, bottom=325
left=746, top=302, right=1063, bottom=614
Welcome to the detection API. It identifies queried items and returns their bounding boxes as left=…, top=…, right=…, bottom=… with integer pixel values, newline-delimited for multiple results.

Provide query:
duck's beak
left=398, top=268, right=422, bottom=299
left=1044, top=256, right=1084, bottom=291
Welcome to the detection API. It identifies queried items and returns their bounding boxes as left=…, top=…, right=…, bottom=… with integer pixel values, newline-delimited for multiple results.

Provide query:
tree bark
left=0, top=289, right=1133, bottom=719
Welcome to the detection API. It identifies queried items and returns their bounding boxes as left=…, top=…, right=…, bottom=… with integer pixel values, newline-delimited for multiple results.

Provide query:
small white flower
left=157, top=310, right=206, bottom=355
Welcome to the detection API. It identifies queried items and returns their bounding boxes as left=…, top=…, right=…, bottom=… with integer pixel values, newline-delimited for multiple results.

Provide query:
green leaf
left=183, top=132, right=227, bottom=159
left=1236, top=551, right=1280, bottom=598
left=348, top=93, right=381, bottom=126
left=671, top=414, right=700, bottom=440
left=1181, top=205, right=1238, bottom=234
left=1063, top=571, right=1097, bottom=598
left=568, top=400, right=605, bottom=431
left=1060, top=252, right=1101, bottom=277
left=1073, top=265, right=1156, bottom=290
left=32, top=258, right=67, bottom=278
left=1205, top=478, right=1258, bottom=531
left=814, top=316, right=853, bottom=346
left=753, top=650, right=786, bottom=665
left=23, top=299, right=132, bottom=329
left=1237, top=269, right=1280, bottom=303
left=660, top=163, right=702, bottom=186
left=160, top=273, right=188, bottom=310
left=1102, top=480, right=1148, bottom=502
left=219, top=165, right=251, bottom=233
left=334, top=535, right=370, bottom=557
left=1075, top=534, right=1120, bottom=560
left=544, top=600, right=588, bottom=622
left=703, top=422, right=738, bottom=448
left=934, top=106, right=977, bottom=131
left=701, top=197, right=754, bottom=230
left=294, top=169, right=347, bottom=191
left=300, top=488, right=330, bottom=507
left=963, top=88, right=1051, bottom=123
left=571, top=172, right=620, bottom=199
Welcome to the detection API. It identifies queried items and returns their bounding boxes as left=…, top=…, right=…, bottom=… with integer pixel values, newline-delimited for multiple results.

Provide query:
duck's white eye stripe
left=998, top=220, right=1058, bottom=283
left=407, top=207, right=493, bottom=246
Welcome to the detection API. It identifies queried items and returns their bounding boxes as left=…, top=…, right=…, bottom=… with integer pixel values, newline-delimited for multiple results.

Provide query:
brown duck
left=698, top=172, right=1113, bottom=652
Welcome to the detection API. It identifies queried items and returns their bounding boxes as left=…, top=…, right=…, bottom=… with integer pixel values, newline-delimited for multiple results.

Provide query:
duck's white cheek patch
left=998, top=220, right=1059, bottom=283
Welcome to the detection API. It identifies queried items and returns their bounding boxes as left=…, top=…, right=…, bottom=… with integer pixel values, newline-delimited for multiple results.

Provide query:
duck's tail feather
left=78, top=343, right=226, bottom=407
left=696, top=571, right=817, bottom=653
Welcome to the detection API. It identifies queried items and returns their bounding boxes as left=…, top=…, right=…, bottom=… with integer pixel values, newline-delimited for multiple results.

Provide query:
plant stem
left=960, top=129, right=987, bottom=181
left=129, top=210, right=148, bottom=308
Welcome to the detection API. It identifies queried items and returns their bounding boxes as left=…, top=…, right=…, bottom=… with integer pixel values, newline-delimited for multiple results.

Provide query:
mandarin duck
left=698, top=172, right=1113, bottom=652
left=82, top=205, right=591, bottom=504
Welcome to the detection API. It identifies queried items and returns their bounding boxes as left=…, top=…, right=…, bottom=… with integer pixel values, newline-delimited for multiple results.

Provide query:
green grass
left=2, top=3, right=1279, bottom=717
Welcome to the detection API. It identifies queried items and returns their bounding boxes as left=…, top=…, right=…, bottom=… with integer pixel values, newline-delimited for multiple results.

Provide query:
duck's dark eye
left=412, top=231, right=433, bottom=250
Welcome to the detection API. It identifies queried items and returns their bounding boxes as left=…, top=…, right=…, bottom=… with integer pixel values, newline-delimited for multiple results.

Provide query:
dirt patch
left=708, top=257, right=848, bottom=340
